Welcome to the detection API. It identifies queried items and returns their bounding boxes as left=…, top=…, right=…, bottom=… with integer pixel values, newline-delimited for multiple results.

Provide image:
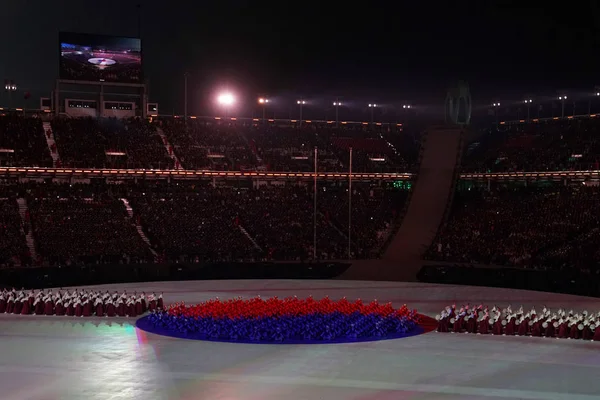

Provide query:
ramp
left=341, top=126, right=463, bottom=281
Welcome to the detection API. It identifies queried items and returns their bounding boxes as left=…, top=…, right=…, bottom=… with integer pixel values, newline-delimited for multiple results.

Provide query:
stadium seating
left=426, top=183, right=600, bottom=273
left=463, top=118, right=600, bottom=172
left=27, top=184, right=154, bottom=266
left=0, top=198, right=29, bottom=267
left=0, top=181, right=409, bottom=267
left=0, top=115, right=52, bottom=167
left=51, top=117, right=172, bottom=169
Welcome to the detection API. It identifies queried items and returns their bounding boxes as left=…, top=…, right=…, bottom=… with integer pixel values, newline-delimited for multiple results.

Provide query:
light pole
left=523, top=99, right=532, bottom=121
left=333, top=99, right=342, bottom=127
left=492, top=102, right=501, bottom=126
left=558, top=96, right=567, bottom=118
left=258, top=97, right=269, bottom=122
left=217, top=92, right=235, bottom=119
left=4, top=79, right=17, bottom=109
left=368, top=103, right=377, bottom=124
left=184, top=72, right=189, bottom=122
left=297, top=99, right=306, bottom=126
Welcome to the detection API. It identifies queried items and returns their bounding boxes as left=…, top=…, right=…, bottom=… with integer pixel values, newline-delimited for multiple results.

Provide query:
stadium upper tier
left=0, top=115, right=421, bottom=172
left=463, top=117, right=600, bottom=172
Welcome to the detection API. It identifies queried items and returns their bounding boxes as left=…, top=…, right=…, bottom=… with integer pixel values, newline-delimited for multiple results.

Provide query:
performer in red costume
left=0, top=292, right=6, bottom=313
left=106, top=298, right=116, bottom=317
left=66, top=298, right=75, bottom=316
left=127, top=296, right=136, bottom=317
left=95, top=297, right=104, bottom=317
left=141, top=292, right=147, bottom=313
left=44, top=293, right=54, bottom=316
left=20, top=295, right=31, bottom=315
left=593, top=323, right=600, bottom=341
left=134, top=298, right=142, bottom=316
left=55, top=298, right=65, bottom=316
left=75, top=298, right=83, bottom=317
left=478, top=312, right=489, bottom=334
left=13, top=293, right=23, bottom=314
left=148, top=293, right=157, bottom=311
left=505, top=314, right=516, bottom=336
left=6, top=293, right=14, bottom=314
left=117, top=298, right=126, bottom=317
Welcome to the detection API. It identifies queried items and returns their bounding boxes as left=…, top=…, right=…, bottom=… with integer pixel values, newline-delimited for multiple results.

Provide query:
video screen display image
left=59, top=32, right=142, bottom=83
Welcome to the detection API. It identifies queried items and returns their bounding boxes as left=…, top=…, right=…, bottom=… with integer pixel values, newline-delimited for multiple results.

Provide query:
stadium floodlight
left=217, top=92, right=235, bottom=106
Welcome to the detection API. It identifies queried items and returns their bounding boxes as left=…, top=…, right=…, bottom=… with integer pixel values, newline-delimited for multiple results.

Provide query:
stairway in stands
left=16, top=198, right=37, bottom=263
left=42, top=122, right=61, bottom=166
left=340, top=125, right=463, bottom=281
left=119, top=198, right=159, bottom=261
left=156, top=126, right=183, bottom=169
left=238, top=225, right=263, bottom=252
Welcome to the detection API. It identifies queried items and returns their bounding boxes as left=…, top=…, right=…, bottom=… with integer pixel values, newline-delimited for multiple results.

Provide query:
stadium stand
left=0, top=115, right=53, bottom=167
left=463, top=118, right=600, bottom=173
left=0, top=180, right=409, bottom=267
left=426, top=183, right=600, bottom=273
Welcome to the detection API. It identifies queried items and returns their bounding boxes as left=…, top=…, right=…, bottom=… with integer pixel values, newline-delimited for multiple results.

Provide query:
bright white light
left=258, top=98, right=269, bottom=104
left=217, top=93, right=235, bottom=106
left=333, top=102, right=341, bottom=106
left=297, top=100, right=305, bottom=105
left=369, top=103, right=377, bottom=107
left=564, top=96, right=567, bottom=99
left=597, top=92, right=600, bottom=96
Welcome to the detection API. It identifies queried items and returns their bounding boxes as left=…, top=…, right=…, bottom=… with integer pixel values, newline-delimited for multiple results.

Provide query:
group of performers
left=0, top=288, right=164, bottom=317
left=436, top=304, right=600, bottom=341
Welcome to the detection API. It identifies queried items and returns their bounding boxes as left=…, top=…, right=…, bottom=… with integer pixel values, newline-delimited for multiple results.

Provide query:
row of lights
left=218, top=94, right=414, bottom=109
left=493, top=93, right=600, bottom=107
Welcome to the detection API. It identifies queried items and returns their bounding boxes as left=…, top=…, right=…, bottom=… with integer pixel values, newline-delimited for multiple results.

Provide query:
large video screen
left=59, top=32, right=142, bottom=83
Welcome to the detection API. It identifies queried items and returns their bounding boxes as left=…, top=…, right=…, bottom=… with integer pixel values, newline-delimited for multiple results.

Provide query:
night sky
left=1, top=0, right=600, bottom=117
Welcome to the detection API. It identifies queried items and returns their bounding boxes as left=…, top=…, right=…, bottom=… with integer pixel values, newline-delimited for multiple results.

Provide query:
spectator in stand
left=426, top=183, right=600, bottom=273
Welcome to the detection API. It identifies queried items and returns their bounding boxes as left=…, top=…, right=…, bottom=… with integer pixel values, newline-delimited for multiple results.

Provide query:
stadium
left=2, top=12, right=600, bottom=400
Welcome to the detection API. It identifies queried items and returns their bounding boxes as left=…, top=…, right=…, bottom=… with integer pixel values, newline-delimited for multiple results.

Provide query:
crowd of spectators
left=426, top=183, right=600, bottom=273
left=0, top=180, right=408, bottom=267
left=0, top=198, right=29, bottom=267
left=0, top=115, right=52, bottom=167
left=0, top=115, right=421, bottom=172
left=51, top=117, right=172, bottom=169
left=127, top=181, right=406, bottom=262
left=463, top=118, right=600, bottom=172
left=26, top=183, right=154, bottom=266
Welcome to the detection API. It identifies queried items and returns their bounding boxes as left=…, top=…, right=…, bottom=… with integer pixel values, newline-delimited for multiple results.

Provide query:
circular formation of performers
left=0, top=288, right=164, bottom=317
left=436, top=304, right=600, bottom=341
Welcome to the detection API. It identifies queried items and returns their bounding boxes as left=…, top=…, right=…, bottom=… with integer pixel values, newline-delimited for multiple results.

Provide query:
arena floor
left=1, top=280, right=600, bottom=400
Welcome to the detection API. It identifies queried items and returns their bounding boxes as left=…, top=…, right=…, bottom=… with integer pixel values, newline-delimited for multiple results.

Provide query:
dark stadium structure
left=0, top=109, right=597, bottom=295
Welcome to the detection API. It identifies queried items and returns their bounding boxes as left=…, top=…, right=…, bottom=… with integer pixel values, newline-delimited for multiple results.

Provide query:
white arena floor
left=1, top=280, right=600, bottom=400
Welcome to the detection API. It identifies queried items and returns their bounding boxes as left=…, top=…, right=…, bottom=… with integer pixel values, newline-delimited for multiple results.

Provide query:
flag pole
left=313, top=146, right=318, bottom=260
left=348, top=147, right=352, bottom=259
